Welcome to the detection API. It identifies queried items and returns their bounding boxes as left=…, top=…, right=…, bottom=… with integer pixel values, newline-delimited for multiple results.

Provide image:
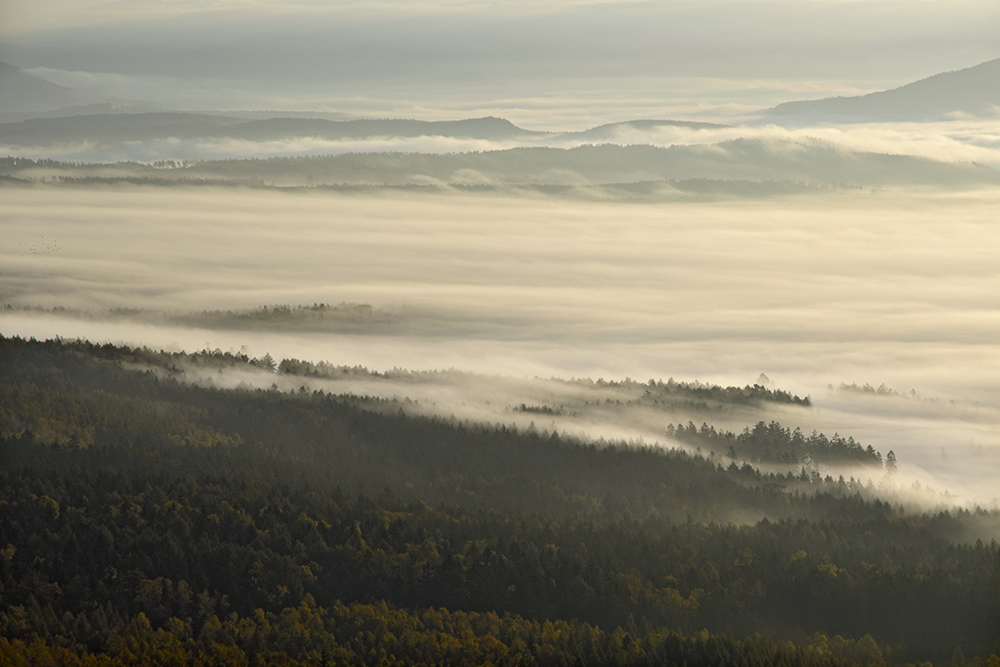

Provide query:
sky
left=2, top=0, right=1000, bottom=124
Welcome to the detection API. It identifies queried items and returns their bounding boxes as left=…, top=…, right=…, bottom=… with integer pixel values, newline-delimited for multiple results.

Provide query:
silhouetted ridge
left=767, top=57, right=1000, bottom=121
left=0, top=61, right=80, bottom=113
left=0, top=113, right=541, bottom=145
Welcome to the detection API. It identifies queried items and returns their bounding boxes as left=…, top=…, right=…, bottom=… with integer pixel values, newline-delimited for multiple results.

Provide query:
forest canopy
left=1, top=334, right=998, bottom=666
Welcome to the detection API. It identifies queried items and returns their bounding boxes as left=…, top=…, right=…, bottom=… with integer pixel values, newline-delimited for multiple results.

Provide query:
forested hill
left=4, top=138, right=999, bottom=193
left=1, top=335, right=999, bottom=666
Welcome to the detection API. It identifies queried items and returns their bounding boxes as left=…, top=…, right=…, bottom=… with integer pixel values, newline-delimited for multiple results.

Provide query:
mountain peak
left=0, top=61, right=82, bottom=114
left=766, top=57, right=1000, bottom=122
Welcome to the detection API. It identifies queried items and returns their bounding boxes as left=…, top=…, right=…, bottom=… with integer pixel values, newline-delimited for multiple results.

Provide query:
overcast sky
left=3, top=1, right=999, bottom=122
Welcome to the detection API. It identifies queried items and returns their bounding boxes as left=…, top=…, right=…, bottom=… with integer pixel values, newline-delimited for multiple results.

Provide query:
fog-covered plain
left=2, top=184, right=999, bottom=505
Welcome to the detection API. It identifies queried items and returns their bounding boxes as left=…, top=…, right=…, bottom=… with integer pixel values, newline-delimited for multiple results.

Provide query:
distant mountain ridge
left=0, top=112, right=728, bottom=149
left=0, top=113, right=541, bottom=146
left=767, top=57, right=1000, bottom=122
left=0, top=61, right=81, bottom=113
left=234, top=116, right=541, bottom=141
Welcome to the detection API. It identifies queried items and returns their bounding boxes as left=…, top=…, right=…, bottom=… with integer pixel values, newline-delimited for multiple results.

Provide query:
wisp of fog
left=5, top=118, right=1000, bottom=167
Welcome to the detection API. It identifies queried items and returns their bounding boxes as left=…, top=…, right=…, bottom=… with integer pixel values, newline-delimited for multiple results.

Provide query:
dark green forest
left=1, top=335, right=998, bottom=666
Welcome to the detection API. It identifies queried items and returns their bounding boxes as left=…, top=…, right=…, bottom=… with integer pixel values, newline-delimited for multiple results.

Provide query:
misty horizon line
left=4, top=50, right=1000, bottom=123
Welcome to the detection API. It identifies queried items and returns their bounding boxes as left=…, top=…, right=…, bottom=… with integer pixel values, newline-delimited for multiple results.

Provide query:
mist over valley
left=3, top=4, right=1000, bottom=664
left=3, top=184, right=999, bottom=506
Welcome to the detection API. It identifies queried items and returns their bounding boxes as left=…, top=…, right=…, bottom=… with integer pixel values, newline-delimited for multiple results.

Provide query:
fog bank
left=2, top=185, right=998, bottom=504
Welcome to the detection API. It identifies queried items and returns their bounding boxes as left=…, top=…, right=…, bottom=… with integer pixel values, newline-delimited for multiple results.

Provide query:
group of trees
left=667, top=421, right=885, bottom=466
left=1, top=335, right=998, bottom=666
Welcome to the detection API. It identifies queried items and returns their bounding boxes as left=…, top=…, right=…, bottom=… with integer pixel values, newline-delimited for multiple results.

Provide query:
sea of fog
left=2, top=185, right=999, bottom=506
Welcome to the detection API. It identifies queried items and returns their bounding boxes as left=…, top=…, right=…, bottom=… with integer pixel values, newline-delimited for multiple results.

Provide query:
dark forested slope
left=1, top=335, right=998, bottom=666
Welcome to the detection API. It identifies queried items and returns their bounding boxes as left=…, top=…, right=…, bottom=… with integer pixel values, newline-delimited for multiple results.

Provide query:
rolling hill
left=767, top=57, right=1000, bottom=122
left=0, top=112, right=544, bottom=147
left=0, top=61, right=81, bottom=114
left=4, top=138, right=997, bottom=192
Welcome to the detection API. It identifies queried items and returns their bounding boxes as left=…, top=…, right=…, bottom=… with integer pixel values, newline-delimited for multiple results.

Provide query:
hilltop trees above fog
left=4, top=137, right=999, bottom=195
left=668, top=420, right=883, bottom=466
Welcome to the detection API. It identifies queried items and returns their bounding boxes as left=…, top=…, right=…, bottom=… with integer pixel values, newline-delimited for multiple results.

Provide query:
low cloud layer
left=2, top=185, right=999, bottom=505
